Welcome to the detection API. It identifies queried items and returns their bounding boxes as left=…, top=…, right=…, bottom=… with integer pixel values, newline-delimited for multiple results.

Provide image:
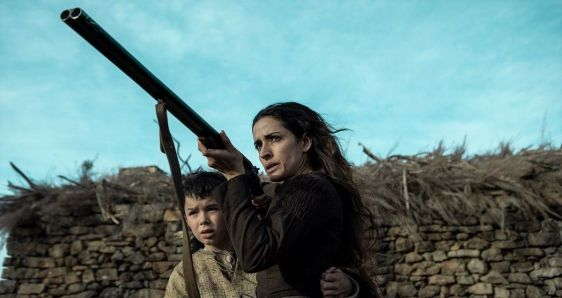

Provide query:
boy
left=164, top=171, right=356, bottom=297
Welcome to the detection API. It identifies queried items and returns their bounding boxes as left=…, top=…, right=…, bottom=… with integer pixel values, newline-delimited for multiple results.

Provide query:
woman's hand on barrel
left=198, top=131, right=245, bottom=180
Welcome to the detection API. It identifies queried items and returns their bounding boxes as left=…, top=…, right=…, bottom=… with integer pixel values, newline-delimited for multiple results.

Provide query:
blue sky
left=1, top=0, right=561, bottom=195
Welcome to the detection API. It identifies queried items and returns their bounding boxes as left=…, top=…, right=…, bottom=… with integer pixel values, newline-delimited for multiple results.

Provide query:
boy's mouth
left=200, top=229, right=214, bottom=238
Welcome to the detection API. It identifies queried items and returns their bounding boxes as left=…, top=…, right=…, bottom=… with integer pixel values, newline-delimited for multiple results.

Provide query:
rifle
left=61, top=8, right=262, bottom=298
left=60, top=7, right=260, bottom=180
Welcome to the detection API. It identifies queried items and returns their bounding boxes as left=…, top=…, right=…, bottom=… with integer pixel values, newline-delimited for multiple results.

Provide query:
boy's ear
left=301, top=134, right=312, bottom=153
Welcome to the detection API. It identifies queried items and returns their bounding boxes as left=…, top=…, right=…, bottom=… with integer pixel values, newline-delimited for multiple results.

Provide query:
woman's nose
left=259, top=143, right=272, bottom=160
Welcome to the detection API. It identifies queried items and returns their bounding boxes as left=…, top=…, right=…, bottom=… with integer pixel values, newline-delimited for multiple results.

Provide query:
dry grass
left=355, top=143, right=562, bottom=230
left=0, top=162, right=175, bottom=234
left=2, top=144, right=561, bottom=235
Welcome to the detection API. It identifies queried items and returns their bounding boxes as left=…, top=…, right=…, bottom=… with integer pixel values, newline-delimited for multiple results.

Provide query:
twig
left=358, top=143, right=382, bottom=162
left=57, top=175, right=86, bottom=188
left=402, top=169, right=410, bottom=211
left=9, top=162, right=36, bottom=189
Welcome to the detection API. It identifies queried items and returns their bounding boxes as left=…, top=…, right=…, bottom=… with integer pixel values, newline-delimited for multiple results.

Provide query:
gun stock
left=61, top=8, right=259, bottom=178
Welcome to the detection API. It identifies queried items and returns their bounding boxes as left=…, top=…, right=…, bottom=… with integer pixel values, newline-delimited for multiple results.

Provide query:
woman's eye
left=254, top=143, right=262, bottom=151
left=271, top=136, right=281, bottom=142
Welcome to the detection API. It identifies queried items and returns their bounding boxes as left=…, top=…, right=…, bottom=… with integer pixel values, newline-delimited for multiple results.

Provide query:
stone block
left=514, top=248, right=544, bottom=257
left=157, top=242, right=177, bottom=254
left=127, top=251, right=146, bottom=265
left=449, top=284, right=467, bottom=297
left=395, top=237, right=414, bottom=252
left=82, top=269, right=95, bottom=284
left=65, top=272, right=80, bottom=284
left=448, top=249, right=479, bottom=258
left=428, top=275, right=455, bottom=285
left=457, top=274, right=475, bottom=285
left=69, top=226, right=90, bottom=235
left=418, top=285, right=440, bottom=297
left=508, top=273, right=531, bottom=284
left=490, top=261, right=511, bottom=273
left=17, top=283, right=45, bottom=295
left=468, top=282, right=493, bottom=295
left=415, top=241, right=434, bottom=253
left=153, top=261, right=175, bottom=274
left=22, top=257, right=55, bottom=268
left=404, top=252, right=423, bottom=263
left=481, top=247, right=503, bottom=261
left=142, top=204, right=164, bottom=223
left=67, top=283, right=86, bottom=294
left=149, top=279, right=168, bottom=290
left=163, top=209, right=181, bottom=222
left=434, top=240, right=454, bottom=251
left=129, top=289, right=165, bottom=298
left=456, top=233, right=470, bottom=240
left=94, top=225, right=119, bottom=235
left=510, top=288, right=525, bottom=298
left=548, top=257, right=562, bottom=267
left=512, top=261, right=534, bottom=273
left=494, top=287, right=509, bottom=298
left=441, top=259, right=466, bottom=275
left=530, top=267, right=562, bottom=280
left=45, top=267, right=66, bottom=278
left=492, top=240, right=524, bottom=249
left=96, top=268, right=118, bottom=281
left=464, top=237, right=489, bottom=250
left=147, top=252, right=166, bottom=261
left=467, top=258, right=488, bottom=274
left=100, top=287, right=124, bottom=298
left=0, top=280, right=15, bottom=294
left=432, top=250, right=447, bottom=262
left=526, top=285, right=546, bottom=298
left=70, top=240, right=83, bottom=255
left=481, top=270, right=508, bottom=284
left=544, top=278, right=562, bottom=295
left=394, top=262, right=414, bottom=276
left=528, top=231, right=561, bottom=246
left=48, top=244, right=69, bottom=258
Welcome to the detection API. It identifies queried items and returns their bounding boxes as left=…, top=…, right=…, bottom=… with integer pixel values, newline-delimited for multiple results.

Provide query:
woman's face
left=252, top=116, right=311, bottom=182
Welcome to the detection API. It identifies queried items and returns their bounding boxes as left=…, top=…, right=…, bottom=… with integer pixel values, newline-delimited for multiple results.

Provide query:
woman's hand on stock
left=320, top=267, right=354, bottom=298
left=197, top=131, right=245, bottom=180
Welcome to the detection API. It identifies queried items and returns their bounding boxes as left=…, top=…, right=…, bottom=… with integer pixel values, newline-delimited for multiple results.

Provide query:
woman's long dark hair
left=253, top=102, right=378, bottom=295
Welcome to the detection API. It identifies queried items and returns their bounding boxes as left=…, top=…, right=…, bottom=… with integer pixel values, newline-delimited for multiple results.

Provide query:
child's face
left=185, top=195, right=230, bottom=250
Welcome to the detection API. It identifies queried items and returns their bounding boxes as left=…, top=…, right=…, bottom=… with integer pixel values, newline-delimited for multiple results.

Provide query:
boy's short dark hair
left=182, top=171, right=226, bottom=199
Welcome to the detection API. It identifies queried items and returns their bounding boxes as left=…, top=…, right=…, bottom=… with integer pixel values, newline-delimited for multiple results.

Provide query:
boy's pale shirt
left=164, top=247, right=256, bottom=298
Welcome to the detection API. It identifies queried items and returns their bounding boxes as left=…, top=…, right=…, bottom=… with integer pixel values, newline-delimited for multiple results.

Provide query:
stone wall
left=0, top=200, right=183, bottom=298
left=1, top=199, right=561, bottom=297
left=371, top=217, right=562, bottom=297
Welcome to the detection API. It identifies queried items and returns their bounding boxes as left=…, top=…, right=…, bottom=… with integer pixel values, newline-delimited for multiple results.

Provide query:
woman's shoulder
left=280, top=172, right=339, bottom=196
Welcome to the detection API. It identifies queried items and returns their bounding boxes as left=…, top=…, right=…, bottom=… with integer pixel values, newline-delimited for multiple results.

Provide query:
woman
left=198, top=102, right=376, bottom=297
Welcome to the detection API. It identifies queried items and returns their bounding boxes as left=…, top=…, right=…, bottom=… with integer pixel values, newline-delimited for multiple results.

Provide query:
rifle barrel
left=61, top=8, right=222, bottom=148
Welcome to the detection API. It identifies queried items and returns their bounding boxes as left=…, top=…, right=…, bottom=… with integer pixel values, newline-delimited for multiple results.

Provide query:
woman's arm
left=213, top=173, right=342, bottom=272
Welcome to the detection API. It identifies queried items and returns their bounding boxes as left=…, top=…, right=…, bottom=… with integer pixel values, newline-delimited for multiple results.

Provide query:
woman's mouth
left=265, top=163, right=279, bottom=174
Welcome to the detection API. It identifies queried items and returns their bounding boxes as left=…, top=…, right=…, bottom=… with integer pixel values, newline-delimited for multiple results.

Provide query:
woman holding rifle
left=198, top=102, right=377, bottom=297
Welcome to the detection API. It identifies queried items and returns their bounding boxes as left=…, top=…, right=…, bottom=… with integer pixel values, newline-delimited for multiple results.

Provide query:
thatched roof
left=1, top=145, right=561, bottom=233
left=355, top=145, right=562, bottom=228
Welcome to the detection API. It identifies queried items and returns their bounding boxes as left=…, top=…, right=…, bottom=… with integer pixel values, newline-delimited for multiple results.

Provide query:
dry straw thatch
left=0, top=162, right=175, bottom=234
left=1, top=144, right=561, bottom=235
left=355, top=143, right=562, bottom=230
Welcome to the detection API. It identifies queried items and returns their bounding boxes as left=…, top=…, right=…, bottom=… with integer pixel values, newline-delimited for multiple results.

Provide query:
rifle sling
left=155, top=102, right=200, bottom=298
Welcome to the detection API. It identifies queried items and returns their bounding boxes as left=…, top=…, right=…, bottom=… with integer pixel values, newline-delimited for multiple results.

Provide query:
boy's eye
left=187, top=211, right=196, bottom=216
